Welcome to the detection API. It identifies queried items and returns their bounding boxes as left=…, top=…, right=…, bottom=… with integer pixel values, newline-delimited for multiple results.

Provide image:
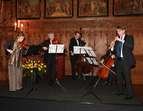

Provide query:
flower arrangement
left=22, top=55, right=47, bottom=79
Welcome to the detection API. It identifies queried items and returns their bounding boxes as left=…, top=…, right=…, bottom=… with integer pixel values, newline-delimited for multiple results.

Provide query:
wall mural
left=17, top=0, right=40, bottom=19
left=45, top=0, right=73, bottom=18
left=77, top=0, right=108, bottom=17
left=113, top=0, right=143, bottom=16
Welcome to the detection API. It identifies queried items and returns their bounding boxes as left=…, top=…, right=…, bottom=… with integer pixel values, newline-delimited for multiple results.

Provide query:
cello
left=75, top=27, right=92, bottom=75
left=94, top=50, right=116, bottom=87
left=96, top=54, right=116, bottom=79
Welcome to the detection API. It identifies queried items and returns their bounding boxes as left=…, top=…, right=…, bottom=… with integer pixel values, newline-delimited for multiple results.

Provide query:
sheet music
left=74, top=46, right=86, bottom=54
left=49, top=44, right=64, bottom=53
left=84, top=47, right=97, bottom=57
left=86, top=57, right=98, bottom=66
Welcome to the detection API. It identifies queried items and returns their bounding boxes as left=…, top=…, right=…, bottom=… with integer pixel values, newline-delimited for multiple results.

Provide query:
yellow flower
left=35, top=63, right=37, bottom=66
left=30, top=70, right=33, bottom=73
left=44, top=65, right=46, bottom=68
left=38, top=68, right=41, bottom=71
left=44, top=70, right=46, bottom=72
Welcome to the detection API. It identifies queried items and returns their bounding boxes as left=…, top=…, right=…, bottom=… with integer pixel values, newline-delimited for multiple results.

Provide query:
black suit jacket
left=39, top=39, right=56, bottom=63
left=4, top=40, right=15, bottom=58
left=113, top=35, right=136, bottom=67
left=69, top=37, right=86, bottom=55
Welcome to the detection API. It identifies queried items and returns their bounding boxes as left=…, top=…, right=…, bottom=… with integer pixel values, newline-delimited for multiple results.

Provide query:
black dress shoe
left=113, top=93, right=124, bottom=96
left=123, top=97, right=133, bottom=100
left=102, top=82, right=107, bottom=85
left=17, top=88, right=23, bottom=91
left=108, top=83, right=112, bottom=87
left=72, top=77, right=76, bottom=80
left=49, top=83, right=53, bottom=86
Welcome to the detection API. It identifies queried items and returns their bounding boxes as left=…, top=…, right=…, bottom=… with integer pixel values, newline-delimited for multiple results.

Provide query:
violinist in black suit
left=69, top=31, right=86, bottom=79
left=39, top=32, right=57, bottom=86
left=111, top=26, right=136, bottom=100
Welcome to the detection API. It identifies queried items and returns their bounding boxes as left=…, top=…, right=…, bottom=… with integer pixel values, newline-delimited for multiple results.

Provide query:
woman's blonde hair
left=17, top=31, right=25, bottom=38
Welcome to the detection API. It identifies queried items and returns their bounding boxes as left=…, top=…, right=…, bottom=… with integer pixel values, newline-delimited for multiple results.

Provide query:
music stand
left=49, top=44, right=67, bottom=92
left=25, top=45, right=48, bottom=98
left=79, top=47, right=102, bottom=102
left=83, top=47, right=98, bottom=88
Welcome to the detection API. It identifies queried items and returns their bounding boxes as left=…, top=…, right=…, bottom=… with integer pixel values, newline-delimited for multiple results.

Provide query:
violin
left=18, top=42, right=29, bottom=50
left=52, top=38, right=68, bottom=53
left=52, top=38, right=62, bottom=44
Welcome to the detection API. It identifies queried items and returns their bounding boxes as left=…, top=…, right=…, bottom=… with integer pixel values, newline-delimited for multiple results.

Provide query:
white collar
left=120, top=35, right=125, bottom=40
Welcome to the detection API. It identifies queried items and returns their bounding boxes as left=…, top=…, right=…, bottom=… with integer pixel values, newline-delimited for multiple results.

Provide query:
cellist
left=99, top=43, right=116, bottom=86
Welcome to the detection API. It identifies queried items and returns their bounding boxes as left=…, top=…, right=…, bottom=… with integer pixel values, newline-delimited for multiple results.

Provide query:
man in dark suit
left=112, top=26, right=136, bottom=100
left=40, top=32, right=57, bottom=86
left=69, top=31, right=86, bottom=79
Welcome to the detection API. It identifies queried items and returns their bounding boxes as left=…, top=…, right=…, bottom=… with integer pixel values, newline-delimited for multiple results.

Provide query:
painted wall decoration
left=77, top=0, right=108, bottom=17
left=45, top=0, right=73, bottom=18
left=17, top=0, right=40, bottom=19
left=113, top=0, right=143, bottom=16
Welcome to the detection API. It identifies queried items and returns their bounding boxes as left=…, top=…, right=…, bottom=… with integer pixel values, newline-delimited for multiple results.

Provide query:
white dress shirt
left=76, top=39, right=79, bottom=46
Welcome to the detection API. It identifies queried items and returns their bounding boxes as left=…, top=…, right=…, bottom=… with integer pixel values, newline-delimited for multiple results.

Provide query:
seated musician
left=100, top=44, right=116, bottom=86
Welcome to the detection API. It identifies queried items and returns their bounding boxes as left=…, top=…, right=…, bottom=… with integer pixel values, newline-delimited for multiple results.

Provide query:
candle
left=18, top=20, right=20, bottom=28
left=14, top=23, right=17, bottom=31
left=21, top=24, right=23, bottom=31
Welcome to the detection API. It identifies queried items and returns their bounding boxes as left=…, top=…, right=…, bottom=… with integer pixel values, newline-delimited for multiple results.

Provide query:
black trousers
left=70, top=55, right=78, bottom=78
left=116, top=59, right=133, bottom=97
left=46, top=56, right=57, bottom=84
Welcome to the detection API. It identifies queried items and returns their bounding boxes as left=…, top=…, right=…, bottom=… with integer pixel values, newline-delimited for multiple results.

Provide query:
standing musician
left=111, top=26, right=136, bottom=100
left=39, top=32, right=57, bottom=86
left=100, top=49, right=116, bottom=87
left=4, top=32, right=27, bottom=91
left=69, top=31, right=86, bottom=80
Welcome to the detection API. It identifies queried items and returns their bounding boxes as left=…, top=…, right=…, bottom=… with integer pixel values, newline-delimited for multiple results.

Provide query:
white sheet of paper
left=84, top=47, right=97, bottom=57
left=74, top=46, right=86, bottom=54
left=86, top=57, right=98, bottom=66
left=49, top=44, right=64, bottom=53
